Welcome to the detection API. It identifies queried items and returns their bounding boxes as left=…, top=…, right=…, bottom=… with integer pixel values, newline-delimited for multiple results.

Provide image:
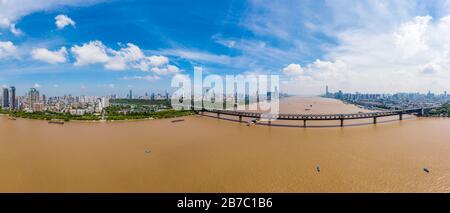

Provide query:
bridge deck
left=198, top=108, right=428, bottom=121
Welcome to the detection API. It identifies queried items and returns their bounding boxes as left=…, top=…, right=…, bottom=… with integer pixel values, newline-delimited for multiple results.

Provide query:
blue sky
left=1, top=0, right=450, bottom=96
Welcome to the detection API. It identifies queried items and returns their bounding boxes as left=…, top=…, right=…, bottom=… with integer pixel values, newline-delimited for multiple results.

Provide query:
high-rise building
left=129, top=89, right=133, bottom=100
left=101, top=97, right=109, bottom=108
left=29, top=88, right=40, bottom=107
left=2, top=88, right=9, bottom=108
left=326, top=85, right=329, bottom=96
left=9, top=86, right=16, bottom=110
left=151, top=92, right=155, bottom=101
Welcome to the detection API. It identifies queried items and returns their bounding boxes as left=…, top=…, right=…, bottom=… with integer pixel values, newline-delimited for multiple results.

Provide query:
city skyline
left=1, top=0, right=450, bottom=96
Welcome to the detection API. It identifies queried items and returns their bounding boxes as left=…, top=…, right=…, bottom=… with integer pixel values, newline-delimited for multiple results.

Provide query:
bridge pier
left=217, top=112, right=220, bottom=118
left=303, top=120, right=306, bottom=128
left=340, top=119, right=344, bottom=127
left=399, top=113, right=403, bottom=120
left=268, top=119, right=271, bottom=126
left=239, top=116, right=242, bottom=122
left=373, top=117, right=377, bottom=124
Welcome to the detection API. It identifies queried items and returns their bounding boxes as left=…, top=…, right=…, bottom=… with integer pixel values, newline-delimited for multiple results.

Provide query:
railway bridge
left=195, top=107, right=436, bottom=127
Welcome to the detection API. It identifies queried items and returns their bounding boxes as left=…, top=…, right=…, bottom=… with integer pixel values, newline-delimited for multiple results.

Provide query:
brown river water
left=0, top=96, right=449, bottom=192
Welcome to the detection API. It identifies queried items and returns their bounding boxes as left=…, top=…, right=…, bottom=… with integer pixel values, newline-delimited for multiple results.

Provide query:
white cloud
left=0, top=0, right=102, bottom=35
left=104, top=59, right=127, bottom=70
left=32, top=47, right=68, bottom=64
left=282, top=64, right=303, bottom=76
left=0, top=41, right=17, bottom=59
left=9, top=24, right=22, bottom=35
left=151, top=65, right=180, bottom=75
left=55, top=14, right=76, bottom=29
left=107, top=43, right=146, bottom=70
left=71, top=40, right=179, bottom=75
left=71, top=40, right=110, bottom=66
left=281, top=60, right=352, bottom=94
left=394, top=16, right=431, bottom=59
left=0, top=18, right=22, bottom=35
left=33, top=83, right=41, bottom=88
left=147, top=55, right=169, bottom=67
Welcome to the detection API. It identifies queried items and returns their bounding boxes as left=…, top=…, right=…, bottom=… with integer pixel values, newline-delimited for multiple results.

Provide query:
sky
left=1, top=0, right=450, bottom=96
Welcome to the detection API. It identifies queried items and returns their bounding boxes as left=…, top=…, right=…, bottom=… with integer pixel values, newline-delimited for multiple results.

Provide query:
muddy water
left=0, top=96, right=449, bottom=192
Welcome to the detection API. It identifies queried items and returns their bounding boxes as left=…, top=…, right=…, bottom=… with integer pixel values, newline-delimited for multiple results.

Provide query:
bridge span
left=195, top=107, right=435, bottom=127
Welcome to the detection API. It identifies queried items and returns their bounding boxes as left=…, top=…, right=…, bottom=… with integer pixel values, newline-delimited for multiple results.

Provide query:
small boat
left=246, top=119, right=258, bottom=126
left=144, top=149, right=151, bottom=154
left=171, top=119, right=185, bottom=123
left=48, top=120, right=65, bottom=125
left=316, top=164, right=321, bottom=173
left=8, top=117, right=16, bottom=120
left=423, top=167, right=430, bottom=173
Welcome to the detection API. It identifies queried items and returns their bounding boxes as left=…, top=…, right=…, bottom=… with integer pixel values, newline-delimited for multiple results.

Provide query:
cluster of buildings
left=1, top=86, right=111, bottom=115
left=324, top=86, right=449, bottom=110
left=130, top=90, right=170, bottom=101
left=0, top=87, right=175, bottom=115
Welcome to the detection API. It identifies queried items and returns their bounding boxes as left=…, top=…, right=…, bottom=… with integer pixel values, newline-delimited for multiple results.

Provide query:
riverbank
left=0, top=109, right=194, bottom=122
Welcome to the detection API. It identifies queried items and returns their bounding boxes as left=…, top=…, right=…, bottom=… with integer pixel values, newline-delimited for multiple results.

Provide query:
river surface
left=0, top=96, right=449, bottom=192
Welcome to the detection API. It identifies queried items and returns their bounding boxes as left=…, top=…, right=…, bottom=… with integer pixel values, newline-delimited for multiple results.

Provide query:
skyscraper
left=9, top=86, right=16, bottom=110
left=151, top=92, right=155, bottom=101
left=326, top=85, right=329, bottom=96
left=2, top=88, right=9, bottom=109
left=129, top=89, right=133, bottom=100
left=29, top=88, right=40, bottom=107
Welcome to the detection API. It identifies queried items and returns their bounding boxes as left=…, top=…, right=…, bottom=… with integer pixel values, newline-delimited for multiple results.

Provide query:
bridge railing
left=198, top=107, right=432, bottom=120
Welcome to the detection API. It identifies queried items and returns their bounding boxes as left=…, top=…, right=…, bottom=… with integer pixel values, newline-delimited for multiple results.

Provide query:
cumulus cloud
left=0, top=41, right=17, bottom=59
left=31, top=47, right=68, bottom=64
left=70, top=40, right=179, bottom=76
left=394, top=16, right=431, bottom=59
left=33, top=83, right=41, bottom=88
left=71, top=40, right=109, bottom=66
left=282, top=64, right=303, bottom=75
left=281, top=60, right=352, bottom=94
left=55, top=14, right=76, bottom=29
left=151, top=65, right=180, bottom=75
